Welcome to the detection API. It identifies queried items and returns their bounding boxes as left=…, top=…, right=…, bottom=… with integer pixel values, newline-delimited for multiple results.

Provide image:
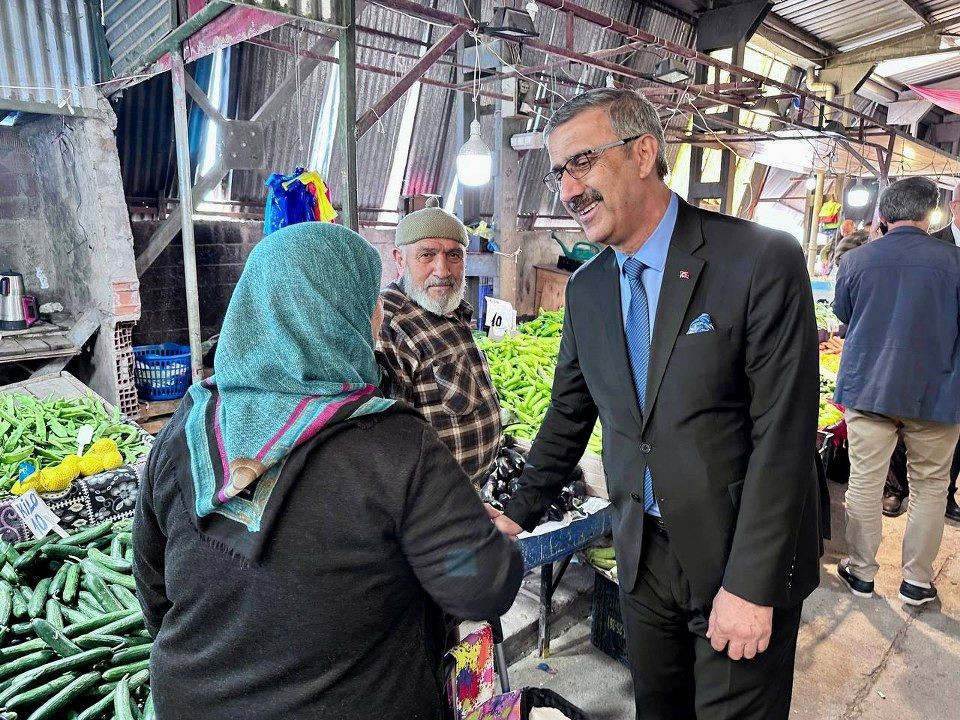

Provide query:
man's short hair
left=878, top=177, right=940, bottom=223
left=544, top=88, right=669, bottom=179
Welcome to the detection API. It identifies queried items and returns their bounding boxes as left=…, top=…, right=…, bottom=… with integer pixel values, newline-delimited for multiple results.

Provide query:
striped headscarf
left=181, top=222, right=394, bottom=559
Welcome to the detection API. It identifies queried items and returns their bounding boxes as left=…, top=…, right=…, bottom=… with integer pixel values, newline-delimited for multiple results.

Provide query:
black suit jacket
left=934, top=224, right=957, bottom=244
left=505, top=199, right=821, bottom=608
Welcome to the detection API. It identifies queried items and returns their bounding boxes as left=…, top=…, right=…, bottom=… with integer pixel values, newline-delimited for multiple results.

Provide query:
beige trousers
left=844, top=409, right=960, bottom=584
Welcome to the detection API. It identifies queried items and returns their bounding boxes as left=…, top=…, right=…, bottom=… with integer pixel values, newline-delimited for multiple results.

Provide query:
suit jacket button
left=631, top=492, right=642, bottom=503
left=640, top=443, right=652, bottom=454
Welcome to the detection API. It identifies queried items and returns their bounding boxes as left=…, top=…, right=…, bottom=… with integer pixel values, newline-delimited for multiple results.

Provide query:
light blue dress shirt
left=613, top=192, right=679, bottom=517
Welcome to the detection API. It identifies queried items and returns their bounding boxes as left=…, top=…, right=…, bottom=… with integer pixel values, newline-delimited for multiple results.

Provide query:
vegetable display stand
left=0, top=372, right=152, bottom=541
left=133, top=344, right=191, bottom=401
left=515, top=504, right=613, bottom=658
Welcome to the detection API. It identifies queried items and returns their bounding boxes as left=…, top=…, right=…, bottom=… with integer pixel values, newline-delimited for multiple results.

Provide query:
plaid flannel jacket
left=377, top=282, right=501, bottom=485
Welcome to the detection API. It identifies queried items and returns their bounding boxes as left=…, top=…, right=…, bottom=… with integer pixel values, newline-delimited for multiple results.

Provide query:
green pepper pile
left=0, top=395, right=150, bottom=492
left=478, top=310, right=602, bottom=455
left=0, top=520, right=155, bottom=719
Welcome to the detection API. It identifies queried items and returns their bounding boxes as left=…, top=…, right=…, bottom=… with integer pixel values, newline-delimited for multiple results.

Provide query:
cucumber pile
left=0, top=520, right=154, bottom=719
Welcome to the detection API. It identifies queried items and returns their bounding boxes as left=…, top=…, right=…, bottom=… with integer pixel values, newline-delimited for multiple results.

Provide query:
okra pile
left=477, top=311, right=602, bottom=455
left=0, top=519, right=155, bottom=720
left=0, top=394, right=150, bottom=492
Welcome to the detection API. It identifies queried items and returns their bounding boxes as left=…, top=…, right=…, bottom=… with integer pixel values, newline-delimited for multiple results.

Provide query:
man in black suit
left=486, top=89, right=821, bottom=719
left=932, top=183, right=960, bottom=522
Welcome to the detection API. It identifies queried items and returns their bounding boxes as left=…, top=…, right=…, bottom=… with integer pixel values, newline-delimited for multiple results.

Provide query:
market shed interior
left=2, top=1, right=960, bottom=718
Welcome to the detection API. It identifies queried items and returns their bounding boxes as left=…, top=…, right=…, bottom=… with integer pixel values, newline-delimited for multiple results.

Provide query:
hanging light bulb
left=605, top=73, right=616, bottom=89
left=806, top=174, right=817, bottom=192
left=457, top=119, right=492, bottom=187
left=847, top=179, right=870, bottom=208
left=930, top=207, right=944, bottom=227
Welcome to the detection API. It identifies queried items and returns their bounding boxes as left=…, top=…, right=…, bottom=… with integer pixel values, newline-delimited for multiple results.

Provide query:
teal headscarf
left=182, top=222, right=394, bottom=556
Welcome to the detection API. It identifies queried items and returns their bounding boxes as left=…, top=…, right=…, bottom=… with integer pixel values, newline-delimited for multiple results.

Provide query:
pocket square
left=687, top=314, right=714, bottom=334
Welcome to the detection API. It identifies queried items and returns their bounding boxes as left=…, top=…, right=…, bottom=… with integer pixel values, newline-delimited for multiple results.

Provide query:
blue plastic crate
left=133, top=343, right=191, bottom=401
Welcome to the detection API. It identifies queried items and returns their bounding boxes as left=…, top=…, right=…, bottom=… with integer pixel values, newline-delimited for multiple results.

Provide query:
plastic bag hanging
left=264, top=167, right=337, bottom=235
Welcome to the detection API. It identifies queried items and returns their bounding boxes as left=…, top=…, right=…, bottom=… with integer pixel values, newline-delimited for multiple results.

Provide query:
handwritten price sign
left=10, top=490, right=69, bottom=540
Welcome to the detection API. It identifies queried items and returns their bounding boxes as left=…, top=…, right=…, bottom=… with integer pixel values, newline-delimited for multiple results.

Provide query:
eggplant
left=480, top=480, right=498, bottom=505
left=503, top=448, right=526, bottom=474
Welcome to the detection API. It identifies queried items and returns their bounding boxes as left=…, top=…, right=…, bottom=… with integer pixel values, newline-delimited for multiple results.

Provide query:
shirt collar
left=614, top=192, right=679, bottom=274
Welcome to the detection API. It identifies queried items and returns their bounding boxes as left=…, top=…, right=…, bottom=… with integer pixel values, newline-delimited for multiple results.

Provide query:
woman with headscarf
left=132, top=223, right=523, bottom=720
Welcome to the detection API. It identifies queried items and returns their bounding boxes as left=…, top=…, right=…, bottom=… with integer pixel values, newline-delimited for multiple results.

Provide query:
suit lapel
left=596, top=248, right=644, bottom=429
left=642, top=200, right=705, bottom=433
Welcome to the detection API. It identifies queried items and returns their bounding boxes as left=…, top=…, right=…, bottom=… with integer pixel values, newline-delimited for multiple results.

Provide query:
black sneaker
left=837, top=562, right=874, bottom=598
left=898, top=581, right=937, bottom=606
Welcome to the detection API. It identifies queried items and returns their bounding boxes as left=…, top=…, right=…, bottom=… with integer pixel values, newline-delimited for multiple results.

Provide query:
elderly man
left=834, top=177, right=960, bottom=607
left=488, top=88, right=820, bottom=719
left=933, top=182, right=960, bottom=522
left=378, top=199, right=501, bottom=487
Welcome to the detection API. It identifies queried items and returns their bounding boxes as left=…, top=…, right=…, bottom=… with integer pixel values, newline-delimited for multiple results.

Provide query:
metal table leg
left=538, top=562, right=554, bottom=657
left=490, top=617, right=511, bottom=693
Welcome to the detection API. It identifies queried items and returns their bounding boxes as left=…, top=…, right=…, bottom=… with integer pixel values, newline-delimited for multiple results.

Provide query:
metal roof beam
left=897, top=0, right=934, bottom=25
left=760, top=13, right=836, bottom=58
left=356, top=24, right=466, bottom=139
left=824, top=20, right=954, bottom=68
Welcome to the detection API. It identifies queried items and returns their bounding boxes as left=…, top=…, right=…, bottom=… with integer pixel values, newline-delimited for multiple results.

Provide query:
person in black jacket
left=133, top=222, right=523, bottom=720
left=932, top=182, right=960, bottom=522
left=834, top=177, right=960, bottom=607
left=487, top=89, right=821, bottom=720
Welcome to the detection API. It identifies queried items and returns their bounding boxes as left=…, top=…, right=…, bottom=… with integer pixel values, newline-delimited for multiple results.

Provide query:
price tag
left=485, top=297, right=517, bottom=340
left=10, top=490, right=69, bottom=540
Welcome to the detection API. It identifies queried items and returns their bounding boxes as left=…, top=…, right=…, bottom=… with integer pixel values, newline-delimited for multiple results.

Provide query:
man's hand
left=484, top=504, right=523, bottom=542
left=706, top=587, right=773, bottom=661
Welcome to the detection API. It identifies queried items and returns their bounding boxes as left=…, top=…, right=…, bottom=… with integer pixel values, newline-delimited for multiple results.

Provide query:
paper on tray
left=517, top=497, right=611, bottom=539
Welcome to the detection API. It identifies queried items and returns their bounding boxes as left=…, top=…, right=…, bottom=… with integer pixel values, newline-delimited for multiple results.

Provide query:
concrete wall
left=131, top=221, right=401, bottom=347
left=0, top=103, right=139, bottom=404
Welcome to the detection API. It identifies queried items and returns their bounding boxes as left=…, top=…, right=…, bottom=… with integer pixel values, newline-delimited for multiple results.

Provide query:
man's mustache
left=568, top=191, right=603, bottom=214
left=425, top=278, right=456, bottom=289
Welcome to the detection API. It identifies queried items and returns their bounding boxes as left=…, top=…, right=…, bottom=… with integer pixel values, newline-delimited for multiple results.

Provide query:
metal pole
left=807, top=170, right=825, bottom=277
left=170, top=49, right=204, bottom=381
left=337, top=0, right=359, bottom=231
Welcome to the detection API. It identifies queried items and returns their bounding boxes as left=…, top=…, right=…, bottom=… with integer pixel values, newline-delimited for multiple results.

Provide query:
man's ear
left=633, top=135, right=659, bottom=179
left=393, top=247, right=405, bottom=279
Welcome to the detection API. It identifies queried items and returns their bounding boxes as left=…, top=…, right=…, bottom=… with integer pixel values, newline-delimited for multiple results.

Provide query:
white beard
left=403, top=267, right=466, bottom=316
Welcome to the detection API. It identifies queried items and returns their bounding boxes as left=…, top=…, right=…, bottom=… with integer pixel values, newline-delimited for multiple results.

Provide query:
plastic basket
left=133, top=343, right=191, bottom=401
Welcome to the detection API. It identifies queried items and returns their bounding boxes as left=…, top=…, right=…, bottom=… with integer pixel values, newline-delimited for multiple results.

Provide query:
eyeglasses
left=542, top=134, right=643, bottom=193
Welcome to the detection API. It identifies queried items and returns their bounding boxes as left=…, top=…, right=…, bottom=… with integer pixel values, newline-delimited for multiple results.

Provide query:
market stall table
left=493, top=501, right=613, bottom=691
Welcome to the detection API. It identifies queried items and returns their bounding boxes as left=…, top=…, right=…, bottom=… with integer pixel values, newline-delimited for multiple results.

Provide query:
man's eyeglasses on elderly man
left=541, top=134, right=643, bottom=194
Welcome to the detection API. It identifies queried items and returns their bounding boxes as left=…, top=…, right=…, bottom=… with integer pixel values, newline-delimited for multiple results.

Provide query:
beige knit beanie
left=395, top=197, right=469, bottom=247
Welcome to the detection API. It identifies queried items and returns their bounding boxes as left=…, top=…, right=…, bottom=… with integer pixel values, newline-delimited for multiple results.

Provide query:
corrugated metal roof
left=114, top=72, right=176, bottom=200
left=102, top=0, right=173, bottom=77
left=0, top=0, right=102, bottom=114
left=770, top=0, right=924, bottom=53
left=228, top=25, right=332, bottom=204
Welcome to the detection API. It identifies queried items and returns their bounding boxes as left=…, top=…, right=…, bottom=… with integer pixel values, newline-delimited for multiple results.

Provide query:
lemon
left=78, top=455, right=105, bottom=477
left=90, top=438, right=118, bottom=454
left=100, top=450, right=124, bottom=471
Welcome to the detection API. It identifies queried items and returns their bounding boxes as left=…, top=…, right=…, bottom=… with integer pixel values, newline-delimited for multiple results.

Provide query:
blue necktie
left=623, top=257, right=659, bottom=517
